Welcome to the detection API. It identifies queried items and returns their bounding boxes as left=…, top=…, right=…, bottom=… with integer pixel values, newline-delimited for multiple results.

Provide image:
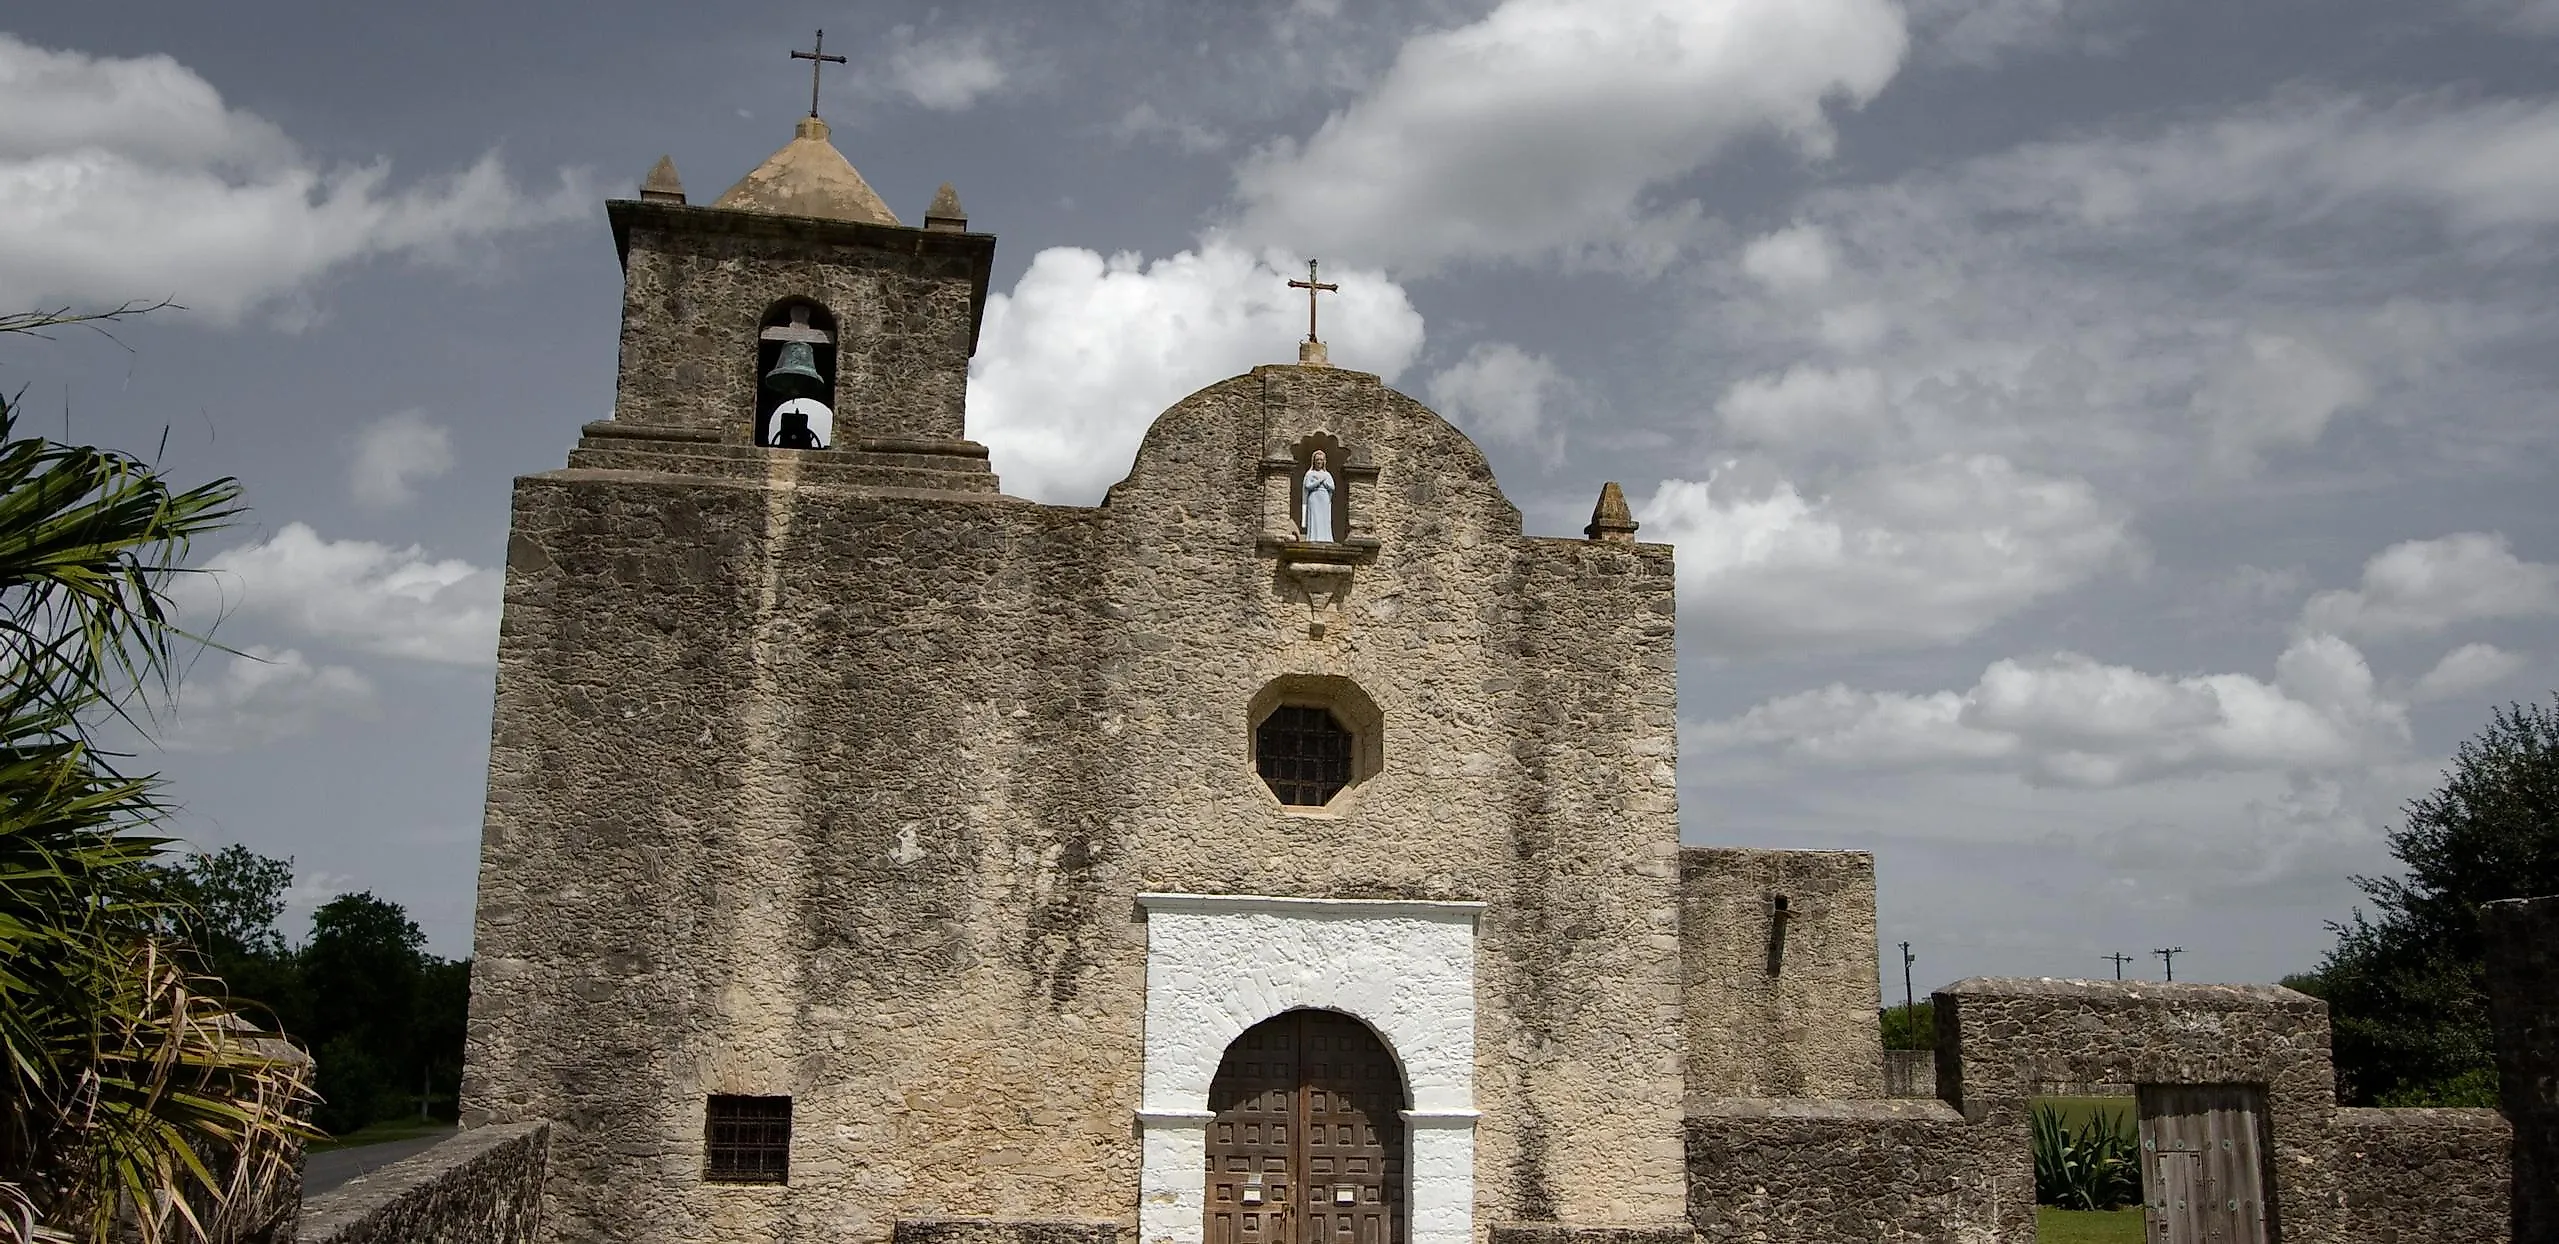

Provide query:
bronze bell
left=763, top=340, right=826, bottom=399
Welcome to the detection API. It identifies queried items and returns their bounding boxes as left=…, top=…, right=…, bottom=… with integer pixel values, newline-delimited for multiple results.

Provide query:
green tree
left=1879, top=1000, right=1935, bottom=1050
left=154, top=844, right=291, bottom=961
left=2303, top=695, right=2559, bottom=1104
left=301, top=893, right=428, bottom=1133
left=149, top=845, right=308, bottom=1044
left=0, top=306, right=311, bottom=1241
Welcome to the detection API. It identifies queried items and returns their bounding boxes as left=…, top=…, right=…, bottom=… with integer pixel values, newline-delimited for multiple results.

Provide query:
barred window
left=704, top=1095, right=791, bottom=1184
left=1256, top=705, right=1354, bottom=807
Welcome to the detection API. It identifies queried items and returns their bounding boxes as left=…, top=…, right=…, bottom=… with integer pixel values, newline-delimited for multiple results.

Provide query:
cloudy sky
left=7, top=1, right=2555, bottom=992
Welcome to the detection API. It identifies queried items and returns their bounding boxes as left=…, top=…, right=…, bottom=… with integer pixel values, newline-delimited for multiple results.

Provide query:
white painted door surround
left=1133, top=893, right=1483, bottom=1244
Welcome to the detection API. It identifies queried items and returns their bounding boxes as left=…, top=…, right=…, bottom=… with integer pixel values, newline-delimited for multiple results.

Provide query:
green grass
left=2038, top=1095, right=2137, bottom=1133
left=306, top=1118, right=456, bottom=1152
left=2037, top=1206, right=2147, bottom=1244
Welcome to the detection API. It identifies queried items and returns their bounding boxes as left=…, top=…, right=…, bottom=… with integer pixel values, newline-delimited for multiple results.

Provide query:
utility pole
left=1899, top=941, right=1917, bottom=1038
left=2105, top=951, right=2134, bottom=980
left=2155, top=946, right=2185, bottom=982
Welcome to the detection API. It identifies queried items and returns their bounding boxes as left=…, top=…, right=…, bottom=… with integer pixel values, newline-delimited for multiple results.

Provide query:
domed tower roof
left=711, top=116, right=902, bottom=226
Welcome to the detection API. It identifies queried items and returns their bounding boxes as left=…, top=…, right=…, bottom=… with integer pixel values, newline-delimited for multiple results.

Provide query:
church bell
left=763, top=341, right=827, bottom=399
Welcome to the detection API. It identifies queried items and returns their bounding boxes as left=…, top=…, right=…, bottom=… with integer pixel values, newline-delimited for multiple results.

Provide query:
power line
left=2154, top=946, right=2186, bottom=981
left=2104, top=951, right=2135, bottom=980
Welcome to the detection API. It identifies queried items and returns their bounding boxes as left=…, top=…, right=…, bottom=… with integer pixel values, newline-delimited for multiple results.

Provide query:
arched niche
left=753, top=298, right=837, bottom=448
left=1288, top=431, right=1353, bottom=545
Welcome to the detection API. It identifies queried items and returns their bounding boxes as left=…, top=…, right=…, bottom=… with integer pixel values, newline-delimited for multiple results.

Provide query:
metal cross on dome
left=790, top=30, right=849, bottom=119
left=1287, top=259, right=1339, bottom=344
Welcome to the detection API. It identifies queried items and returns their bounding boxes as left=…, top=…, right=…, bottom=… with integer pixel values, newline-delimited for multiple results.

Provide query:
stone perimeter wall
left=1678, top=848, right=1884, bottom=1100
left=1684, top=1099, right=2003, bottom=1243
left=2337, top=1108, right=2512, bottom=1244
left=295, top=1122, right=549, bottom=1244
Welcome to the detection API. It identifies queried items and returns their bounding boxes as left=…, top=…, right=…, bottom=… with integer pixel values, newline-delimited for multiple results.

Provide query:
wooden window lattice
left=1257, top=705, right=1353, bottom=807
left=704, top=1094, right=791, bottom=1184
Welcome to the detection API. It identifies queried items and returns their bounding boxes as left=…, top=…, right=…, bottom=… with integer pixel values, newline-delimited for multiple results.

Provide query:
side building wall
left=1679, top=848, right=1883, bottom=1099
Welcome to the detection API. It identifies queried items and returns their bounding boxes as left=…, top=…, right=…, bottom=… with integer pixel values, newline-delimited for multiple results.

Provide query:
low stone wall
left=2484, top=895, right=2558, bottom=1244
left=295, top=1122, right=548, bottom=1244
left=2337, top=1107, right=2511, bottom=1244
left=889, top=1222, right=1119, bottom=1244
left=1684, top=1098, right=2011, bottom=1242
left=1882, top=1048, right=1936, bottom=1099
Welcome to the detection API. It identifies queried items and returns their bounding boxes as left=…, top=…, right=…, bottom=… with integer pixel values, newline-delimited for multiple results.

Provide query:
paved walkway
left=302, top=1128, right=457, bottom=1198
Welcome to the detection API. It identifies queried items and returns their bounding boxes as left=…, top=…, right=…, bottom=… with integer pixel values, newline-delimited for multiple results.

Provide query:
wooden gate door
left=1205, top=1010, right=1406, bottom=1244
left=2136, top=1084, right=2274, bottom=1244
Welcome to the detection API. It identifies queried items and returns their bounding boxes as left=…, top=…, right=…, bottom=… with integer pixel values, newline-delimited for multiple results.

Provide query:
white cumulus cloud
left=1739, top=222, right=1839, bottom=294
left=183, top=523, right=501, bottom=666
left=1425, top=342, right=1571, bottom=457
left=880, top=27, right=1010, bottom=111
left=1230, top=0, right=1908, bottom=272
left=0, top=34, right=588, bottom=323
left=967, top=241, right=1425, bottom=504
left=2191, top=332, right=2371, bottom=470
left=2408, top=642, right=2531, bottom=704
left=1695, top=632, right=2410, bottom=786
left=1635, top=454, right=2131, bottom=656
left=2300, top=532, right=2559, bottom=639
left=348, top=410, right=456, bottom=508
left=1717, top=364, right=1890, bottom=449
left=161, top=646, right=377, bottom=751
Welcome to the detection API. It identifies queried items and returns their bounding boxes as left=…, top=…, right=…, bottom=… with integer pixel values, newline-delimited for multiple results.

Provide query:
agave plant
left=2031, top=1102, right=2143, bottom=1211
left=0, top=305, right=314, bottom=1244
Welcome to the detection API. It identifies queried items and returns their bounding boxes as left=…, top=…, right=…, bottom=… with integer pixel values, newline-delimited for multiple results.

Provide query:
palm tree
left=0, top=306, right=314, bottom=1243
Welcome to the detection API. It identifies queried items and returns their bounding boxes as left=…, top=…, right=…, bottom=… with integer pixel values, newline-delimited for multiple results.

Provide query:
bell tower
left=575, top=114, right=1000, bottom=493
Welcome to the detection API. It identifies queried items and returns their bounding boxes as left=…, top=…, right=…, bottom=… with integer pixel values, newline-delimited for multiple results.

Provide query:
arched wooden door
left=1205, top=1009, right=1407, bottom=1243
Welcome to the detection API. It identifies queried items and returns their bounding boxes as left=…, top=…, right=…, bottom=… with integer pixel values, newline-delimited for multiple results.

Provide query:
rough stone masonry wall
left=1934, top=978, right=2340, bottom=1243
left=888, top=1221, right=1118, bottom=1244
left=1679, top=847, right=1883, bottom=1098
left=465, top=366, right=1689, bottom=1241
left=295, top=1122, right=549, bottom=1244
left=2484, top=895, right=2559, bottom=1244
left=1684, top=1099, right=2006, bottom=1242
left=611, top=207, right=985, bottom=444
left=2336, top=1108, right=2512, bottom=1244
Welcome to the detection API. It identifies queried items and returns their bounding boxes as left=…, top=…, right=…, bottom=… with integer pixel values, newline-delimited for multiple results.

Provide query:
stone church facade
left=459, top=116, right=1885, bottom=1244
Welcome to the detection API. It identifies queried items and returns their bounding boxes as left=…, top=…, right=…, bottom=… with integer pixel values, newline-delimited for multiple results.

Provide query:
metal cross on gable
left=1287, top=259, right=1339, bottom=344
left=791, top=30, right=849, bottom=119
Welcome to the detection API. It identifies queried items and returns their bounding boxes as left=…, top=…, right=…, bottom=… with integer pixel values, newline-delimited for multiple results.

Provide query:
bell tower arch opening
left=1206, top=1008, right=1407, bottom=1244
left=755, top=298, right=837, bottom=448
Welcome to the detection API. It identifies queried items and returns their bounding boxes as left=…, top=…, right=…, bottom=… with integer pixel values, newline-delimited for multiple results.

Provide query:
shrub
left=2032, top=1103, right=2141, bottom=1211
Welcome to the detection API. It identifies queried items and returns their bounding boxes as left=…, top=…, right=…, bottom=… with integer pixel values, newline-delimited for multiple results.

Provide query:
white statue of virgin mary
left=1300, top=449, right=1338, bottom=543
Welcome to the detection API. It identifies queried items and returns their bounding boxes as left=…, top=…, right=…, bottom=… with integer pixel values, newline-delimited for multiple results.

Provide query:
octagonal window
left=1247, top=676, right=1383, bottom=812
left=1257, top=705, right=1354, bottom=806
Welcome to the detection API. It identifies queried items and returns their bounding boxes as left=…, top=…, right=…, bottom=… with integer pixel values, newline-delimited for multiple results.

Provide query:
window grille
left=1256, top=705, right=1353, bottom=807
left=704, top=1095, right=791, bottom=1183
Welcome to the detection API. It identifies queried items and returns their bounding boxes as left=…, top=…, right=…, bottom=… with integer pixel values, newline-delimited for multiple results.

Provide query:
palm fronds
left=0, top=305, right=311, bottom=1244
